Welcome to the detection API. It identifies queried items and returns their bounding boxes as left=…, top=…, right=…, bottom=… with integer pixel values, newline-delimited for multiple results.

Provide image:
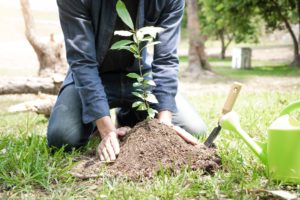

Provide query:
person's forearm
left=96, top=116, right=116, bottom=138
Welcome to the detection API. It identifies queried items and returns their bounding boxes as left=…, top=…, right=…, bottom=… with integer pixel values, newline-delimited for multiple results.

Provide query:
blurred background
left=0, top=0, right=59, bottom=77
left=1, top=0, right=299, bottom=123
left=0, top=0, right=298, bottom=78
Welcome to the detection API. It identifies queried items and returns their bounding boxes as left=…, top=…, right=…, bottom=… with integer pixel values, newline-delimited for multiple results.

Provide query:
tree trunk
left=20, top=0, right=67, bottom=76
left=271, top=0, right=300, bottom=67
left=186, top=0, right=211, bottom=75
left=219, top=30, right=226, bottom=59
left=8, top=96, right=56, bottom=118
left=0, top=75, right=63, bottom=95
left=219, top=30, right=233, bottom=60
left=297, top=0, right=300, bottom=46
left=283, top=17, right=300, bottom=67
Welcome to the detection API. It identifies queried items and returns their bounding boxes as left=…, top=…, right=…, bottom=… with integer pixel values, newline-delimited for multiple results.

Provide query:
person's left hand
left=158, top=111, right=200, bottom=145
left=116, top=127, right=131, bottom=137
left=171, top=125, right=200, bottom=145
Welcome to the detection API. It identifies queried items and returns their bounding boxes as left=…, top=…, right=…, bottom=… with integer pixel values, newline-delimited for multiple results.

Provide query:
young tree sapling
left=111, top=0, right=164, bottom=119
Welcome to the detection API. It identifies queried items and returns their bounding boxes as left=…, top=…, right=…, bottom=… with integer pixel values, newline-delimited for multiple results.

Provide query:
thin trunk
left=282, top=12, right=300, bottom=66
left=271, top=0, right=300, bottom=67
left=224, top=35, right=233, bottom=58
left=219, top=31, right=225, bottom=59
left=219, top=30, right=233, bottom=60
left=186, top=0, right=211, bottom=75
left=297, top=0, right=300, bottom=45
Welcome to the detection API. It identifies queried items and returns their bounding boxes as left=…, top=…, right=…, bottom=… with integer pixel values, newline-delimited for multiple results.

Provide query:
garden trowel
left=204, top=82, right=242, bottom=147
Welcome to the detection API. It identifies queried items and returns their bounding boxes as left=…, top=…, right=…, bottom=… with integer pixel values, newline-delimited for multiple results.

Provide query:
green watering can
left=221, top=101, right=300, bottom=183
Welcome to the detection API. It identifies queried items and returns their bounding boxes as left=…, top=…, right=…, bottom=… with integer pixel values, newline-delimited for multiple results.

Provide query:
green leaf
left=127, top=73, right=141, bottom=79
left=143, top=80, right=156, bottom=87
left=132, top=101, right=143, bottom=108
left=137, top=26, right=164, bottom=39
left=133, top=34, right=138, bottom=43
left=129, top=44, right=139, bottom=54
left=132, top=92, right=144, bottom=100
left=143, top=72, right=153, bottom=77
left=134, top=54, right=141, bottom=59
left=116, top=0, right=134, bottom=30
left=135, top=88, right=143, bottom=92
left=111, top=40, right=133, bottom=50
left=137, top=77, right=144, bottom=83
left=146, top=93, right=158, bottom=104
left=114, top=30, right=133, bottom=37
left=114, top=46, right=132, bottom=53
left=137, top=103, right=147, bottom=111
left=133, top=82, right=142, bottom=87
left=147, top=108, right=158, bottom=119
left=141, top=41, right=161, bottom=51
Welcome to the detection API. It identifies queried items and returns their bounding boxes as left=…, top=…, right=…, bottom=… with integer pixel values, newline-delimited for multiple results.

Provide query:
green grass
left=0, top=71, right=300, bottom=199
left=213, top=65, right=300, bottom=78
left=179, top=55, right=300, bottom=78
left=179, top=55, right=232, bottom=63
left=1, top=92, right=300, bottom=199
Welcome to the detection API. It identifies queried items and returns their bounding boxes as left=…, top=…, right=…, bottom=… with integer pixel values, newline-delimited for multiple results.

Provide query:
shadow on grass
left=213, top=65, right=300, bottom=78
left=179, top=55, right=231, bottom=63
left=180, top=56, right=300, bottom=78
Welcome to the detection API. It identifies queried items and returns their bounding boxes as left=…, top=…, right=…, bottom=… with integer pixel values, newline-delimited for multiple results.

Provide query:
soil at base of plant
left=71, top=119, right=221, bottom=180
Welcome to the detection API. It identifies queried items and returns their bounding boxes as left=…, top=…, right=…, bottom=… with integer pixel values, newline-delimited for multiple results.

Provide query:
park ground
left=0, top=1, right=300, bottom=199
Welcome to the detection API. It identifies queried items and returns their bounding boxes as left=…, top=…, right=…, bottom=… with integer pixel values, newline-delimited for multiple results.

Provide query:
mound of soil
left=71, top=119, right=221, bottom=180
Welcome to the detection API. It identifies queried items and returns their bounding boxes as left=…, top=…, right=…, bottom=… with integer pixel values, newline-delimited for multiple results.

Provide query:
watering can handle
left=280, top=101, right=300, bottom=116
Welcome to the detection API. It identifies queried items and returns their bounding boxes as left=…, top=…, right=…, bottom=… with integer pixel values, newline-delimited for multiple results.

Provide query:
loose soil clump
left=71, top=119, right=221, bottom=180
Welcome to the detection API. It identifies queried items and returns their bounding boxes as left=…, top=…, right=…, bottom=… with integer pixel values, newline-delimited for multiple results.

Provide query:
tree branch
left=270, top=0, right=299, bottom=56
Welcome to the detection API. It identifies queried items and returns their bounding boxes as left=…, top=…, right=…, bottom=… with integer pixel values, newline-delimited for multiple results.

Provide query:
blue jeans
left=47, top=73, right=207, bottom=149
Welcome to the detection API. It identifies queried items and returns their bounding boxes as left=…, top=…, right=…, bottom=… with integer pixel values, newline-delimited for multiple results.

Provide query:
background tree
left=200, top=0, right=258, bottom=59
left=20, top=0, right=67, bottom=76
left=253, top=0, right=300, bottom=67
left=186, top=0, right=211, bottom=76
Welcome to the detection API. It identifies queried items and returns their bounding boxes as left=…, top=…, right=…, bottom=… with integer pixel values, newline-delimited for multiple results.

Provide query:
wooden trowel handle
left=222, top=82, right=242, bottom=115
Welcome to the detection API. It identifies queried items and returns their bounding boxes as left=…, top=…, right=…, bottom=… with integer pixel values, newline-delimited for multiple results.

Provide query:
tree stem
left=136, top=37, right=150, bottom=111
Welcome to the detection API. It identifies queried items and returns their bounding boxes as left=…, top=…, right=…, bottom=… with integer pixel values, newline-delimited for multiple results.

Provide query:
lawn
left=0, top=62, right=300, bottom=199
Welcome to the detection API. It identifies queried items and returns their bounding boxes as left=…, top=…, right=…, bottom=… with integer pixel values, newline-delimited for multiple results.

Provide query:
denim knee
left=46, top=84, right=94, bottom=150
left=47, top=123, right=86, bottom=150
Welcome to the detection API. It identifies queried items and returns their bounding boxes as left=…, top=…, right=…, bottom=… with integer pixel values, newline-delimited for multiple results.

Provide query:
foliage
left=252, top=0, right=298, bottom=31
left=200, top=0, right=258, bottom=42
left=111, top=0, right=164, bottom=119
left=199, top=0, right=259, bottom=57
left=243, top=0, right=300, bottom=66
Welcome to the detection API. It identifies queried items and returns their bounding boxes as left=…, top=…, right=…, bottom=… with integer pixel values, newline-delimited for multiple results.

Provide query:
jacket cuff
left=154, top=94, right=177, bottom=113
left=82, top=99, right=110, bottom=124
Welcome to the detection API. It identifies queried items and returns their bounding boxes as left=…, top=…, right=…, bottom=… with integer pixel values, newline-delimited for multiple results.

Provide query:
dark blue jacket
left=57, top=0, right=184, bottom=124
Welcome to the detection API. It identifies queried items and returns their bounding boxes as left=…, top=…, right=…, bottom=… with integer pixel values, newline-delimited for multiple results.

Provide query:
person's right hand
left=97, top=131, right=119, bottom=162
left=97, top=127, right=131, bottom=162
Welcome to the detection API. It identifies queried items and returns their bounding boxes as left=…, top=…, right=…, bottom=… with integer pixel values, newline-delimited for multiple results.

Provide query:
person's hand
left=158, top=111, right=200, bottom=145
left=116, top=126, right=131, bottom=137
left=97, top=126, right=131, bottom=162
left=171, top=125, right=200, bottom=145
left=97, top=131, right=119, bottom=162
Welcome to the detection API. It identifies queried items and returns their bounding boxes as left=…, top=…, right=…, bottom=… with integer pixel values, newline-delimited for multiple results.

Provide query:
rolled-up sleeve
left=152, top=0, right=184, bottom=113
left=57, top=0, right=110, bottom=124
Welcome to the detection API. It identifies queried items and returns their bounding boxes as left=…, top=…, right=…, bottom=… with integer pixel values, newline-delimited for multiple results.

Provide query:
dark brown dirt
left=71, top=119, right=221, bottom=180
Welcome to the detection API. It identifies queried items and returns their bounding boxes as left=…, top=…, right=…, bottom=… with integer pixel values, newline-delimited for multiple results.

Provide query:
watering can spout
left=221, top=112, right=268, bottom=165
